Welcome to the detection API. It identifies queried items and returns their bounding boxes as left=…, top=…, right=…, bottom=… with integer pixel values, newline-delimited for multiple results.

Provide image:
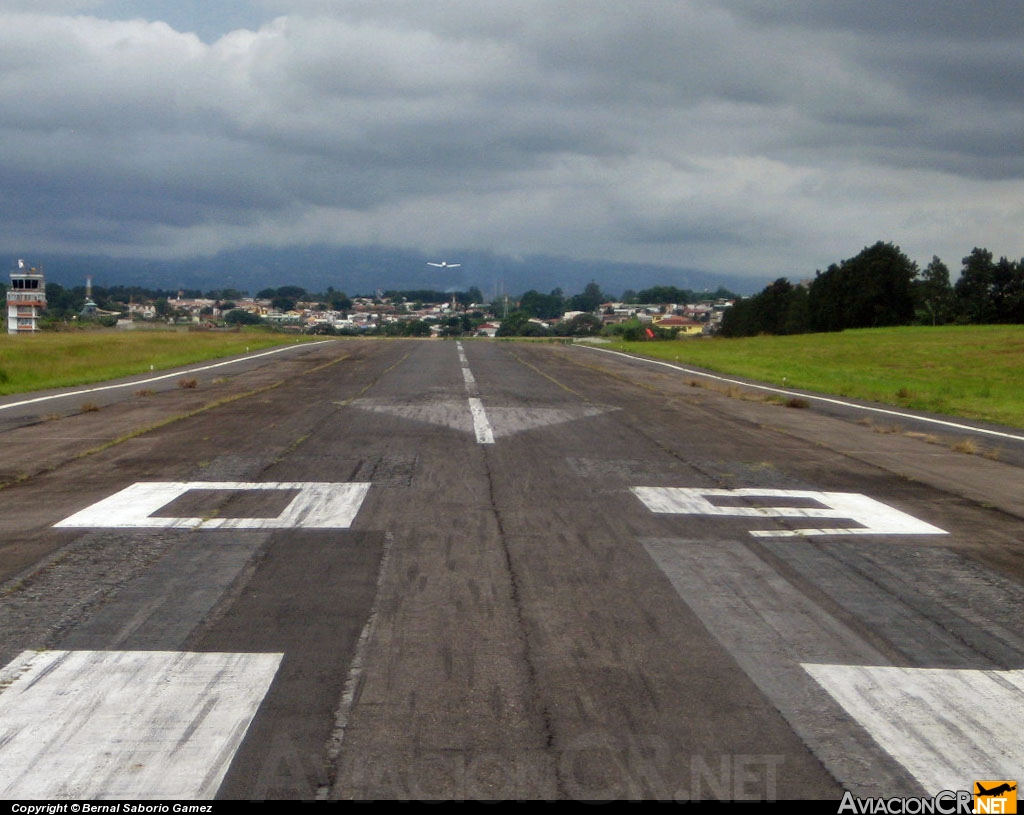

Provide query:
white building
left=7, top=260, right=46, bottom=334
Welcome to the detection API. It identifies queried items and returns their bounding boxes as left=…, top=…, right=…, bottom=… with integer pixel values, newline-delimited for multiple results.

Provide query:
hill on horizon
left=19, top=246, right=760, bottom=299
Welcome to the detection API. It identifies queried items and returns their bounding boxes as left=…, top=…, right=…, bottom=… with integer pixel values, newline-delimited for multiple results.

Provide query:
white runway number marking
left=0, top=650, right=283, bottom=799
left=55, top=481, right=371, bottom=530
left=633, top=487, right=948, bottom=537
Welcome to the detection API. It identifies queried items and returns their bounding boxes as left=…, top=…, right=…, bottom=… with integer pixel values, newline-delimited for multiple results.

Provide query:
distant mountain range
left=21, top=245, right=760, bottom=298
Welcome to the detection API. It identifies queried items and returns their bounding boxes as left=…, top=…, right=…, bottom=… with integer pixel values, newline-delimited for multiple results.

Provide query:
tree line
left=719, top=243, right=1024, bottom=337
left=505, top=282, right=736, bottom=321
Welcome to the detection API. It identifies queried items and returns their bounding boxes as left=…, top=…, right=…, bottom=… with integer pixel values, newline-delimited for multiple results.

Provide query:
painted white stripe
left=580, top=345, right=1024, bottom=444
left=456, top=341, right=495, bottom=444
left=456, top=341, right=472, bottom=388
left=0, top=650, right=282, bottom=799
left=633, top=487, right=947, bottom=537
left=0, top=341, right=329, bottom=413
left=55, top=481, right=371, bottom=529
left=803, top=664, right=1024, bottom=795
left=468, top=397, right=495, bottom=444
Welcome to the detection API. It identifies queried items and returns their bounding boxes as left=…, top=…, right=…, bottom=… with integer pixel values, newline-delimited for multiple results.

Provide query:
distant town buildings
left=3, top=264, right=735, bottom=338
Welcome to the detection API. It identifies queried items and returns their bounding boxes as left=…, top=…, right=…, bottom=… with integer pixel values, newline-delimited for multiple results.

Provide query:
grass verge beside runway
left=0, top=328, right=321, bottom=394
left=606, top=324, right=1024, bottom=429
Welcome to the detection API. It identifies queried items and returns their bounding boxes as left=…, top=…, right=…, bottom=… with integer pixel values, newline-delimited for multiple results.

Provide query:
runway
left=0, top=338, right=1021, bottom=800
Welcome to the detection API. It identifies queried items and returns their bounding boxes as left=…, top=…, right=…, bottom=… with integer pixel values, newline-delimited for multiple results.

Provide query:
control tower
left=7, top=259, right=46, bottom=333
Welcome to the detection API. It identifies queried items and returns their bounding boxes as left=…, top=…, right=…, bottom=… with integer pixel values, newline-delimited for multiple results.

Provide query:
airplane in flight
left=427, top=261, right=461, bottom=268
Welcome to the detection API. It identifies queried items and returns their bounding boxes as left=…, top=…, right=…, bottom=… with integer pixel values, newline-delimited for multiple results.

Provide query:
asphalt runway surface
left=0, top=338, right=1021, bottom=801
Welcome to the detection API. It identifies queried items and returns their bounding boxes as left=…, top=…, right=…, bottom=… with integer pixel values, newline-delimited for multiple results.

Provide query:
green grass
left=0, top=328, right=320, bottom=395
left=606, top=325, right=1024, bottom=429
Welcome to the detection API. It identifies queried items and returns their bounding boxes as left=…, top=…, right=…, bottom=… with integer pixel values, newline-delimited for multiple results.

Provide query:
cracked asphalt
left=0, top=338, right=1022, bottom=800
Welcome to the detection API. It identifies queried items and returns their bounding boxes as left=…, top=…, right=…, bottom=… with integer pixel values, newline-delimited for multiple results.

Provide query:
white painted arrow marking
left=633, top=487, right=947, bottom=537
left=485, top=405, right=614, bottom=436
left=55, top=481, right=371, bottom=530
left=352, top=343, right=619, bottom=443
left=351, top=400, right=617, bottom=440
left=0, top=650, right=282, bottom=799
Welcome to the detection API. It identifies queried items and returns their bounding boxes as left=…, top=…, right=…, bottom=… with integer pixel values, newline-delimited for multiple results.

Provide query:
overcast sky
left=3, top=1, right=1023, bottom=283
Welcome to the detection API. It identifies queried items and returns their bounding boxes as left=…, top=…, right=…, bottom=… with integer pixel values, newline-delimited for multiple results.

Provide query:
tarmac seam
left=321, top=531, right=395, bottom=801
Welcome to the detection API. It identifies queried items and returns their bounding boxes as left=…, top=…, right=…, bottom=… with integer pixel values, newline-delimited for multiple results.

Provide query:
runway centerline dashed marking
left=456, top=341, right=495, bottom=445
left=468, top=397, right=495, bottom=444
left=54, top=481, right=371, bottom=530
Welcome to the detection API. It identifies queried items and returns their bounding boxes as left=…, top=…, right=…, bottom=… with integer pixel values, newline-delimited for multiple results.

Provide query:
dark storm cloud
left=726, top=1, right=1024, bottom=40
left=722, top=0, right=1024, bottom=176
left=1, top=1, right=1022, bottom=278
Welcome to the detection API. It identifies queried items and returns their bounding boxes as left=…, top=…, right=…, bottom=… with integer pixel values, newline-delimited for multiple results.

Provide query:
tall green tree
left=225, top=309, right=263, bottom=325
left=326, top=288, right=352, bottom=311
left=518, top=289, right=564, bottom=319
left=44, top=283, right=80, bottom=318
left=459, top=286, right=484, bottom=306
left=568, top=281, right=605, bottom=312
left=636, top=285, right=689, bottom=304
left=719, top=278, right=808, bottom=337
left=992, top=256, right=1024, bottom=323
left=496, top=310, right=550, bottom=336
left=913, top=256, right=955, bottom=325
left=808, top=242, right=917, bottom=332
left=954, top=248, right=997, bottom=324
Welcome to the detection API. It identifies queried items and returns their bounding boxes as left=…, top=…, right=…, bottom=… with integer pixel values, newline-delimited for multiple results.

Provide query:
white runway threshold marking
left=55, top=481, right=371, bottom=529
left=0, top=649, right=282, bottom=799
left=803, top=664, right=1024, bottom=795
left=632, top=487, right=948, bottom=537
